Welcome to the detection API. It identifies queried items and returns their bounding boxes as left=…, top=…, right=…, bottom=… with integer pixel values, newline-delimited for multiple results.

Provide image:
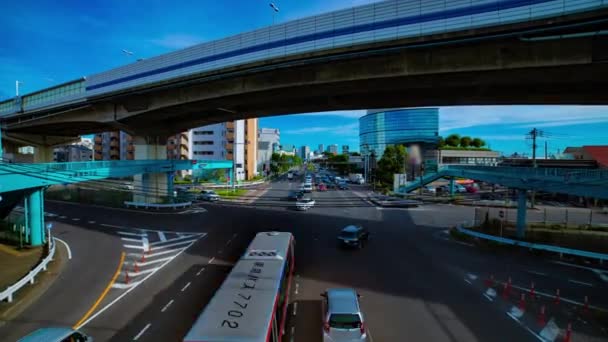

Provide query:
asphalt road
left=3, top=175, right=606, bottom=341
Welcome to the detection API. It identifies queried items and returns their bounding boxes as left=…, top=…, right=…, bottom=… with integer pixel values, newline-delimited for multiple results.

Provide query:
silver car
left=199, top=190, right=220, bottom=201
left=321, top=288, right=367, bottom=342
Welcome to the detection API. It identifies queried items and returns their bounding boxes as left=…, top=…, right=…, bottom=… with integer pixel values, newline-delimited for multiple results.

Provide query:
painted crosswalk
left=112, top=229, right=206, bottom=289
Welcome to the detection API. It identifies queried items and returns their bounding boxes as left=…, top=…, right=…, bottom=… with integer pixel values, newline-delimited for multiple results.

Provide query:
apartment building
left=93, top=131, right=134, bottom=160
left=189, top=119, right=258, bottom=181
left=166, top=132, right=189, bottom=160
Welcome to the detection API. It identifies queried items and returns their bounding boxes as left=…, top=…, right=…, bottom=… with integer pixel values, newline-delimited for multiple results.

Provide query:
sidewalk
left=0, top=244, right=43, bottom=293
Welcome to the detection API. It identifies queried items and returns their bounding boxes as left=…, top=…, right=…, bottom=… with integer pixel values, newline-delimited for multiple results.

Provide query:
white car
left=302, top=183, right=313, bottom=193
left=296, top=198, right=316, bottom=211
left=199, top=190, right=220, bottom=201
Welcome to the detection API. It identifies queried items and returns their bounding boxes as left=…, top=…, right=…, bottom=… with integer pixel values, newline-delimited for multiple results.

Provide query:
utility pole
left=529, top=128, right=539, bottom=168
left=544, top=141, right=548, bottom=159
left=526, top=128, right=543, bottom=208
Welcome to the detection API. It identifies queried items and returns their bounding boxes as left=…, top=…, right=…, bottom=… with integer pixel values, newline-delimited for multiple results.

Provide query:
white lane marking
left=101, top=223, right=205, bottom=236
left=295, top=283, right=299, bottom=295
left=552, top=260, right=596, bottom=271
left=117, top=231, right=147, bottom=237
left=454, top=240, right=474, bottom=247
left=293, top=302, right=298, bottom=316
left=290, top=326, right=296, bottom=342
left=121, top=237, right=143, bottom=243
left=100, top=223, right=125, bottom=229
left=232, top=233, right=238, bottom=238
left=367, top=327, right=375, bottom=342
left=161, top=299, right=174, bottom=313
left=485, top=288, right=497, bottom=298
left=77, top=239, right=200, bottom=329
left=483, top=294, right=494, bottom=302
left=150, top=234, right=197, bottom=246
left=506, top=310, right=545, bottom=342
left=569, top=279, right=594, bottom=287
left=128, top=256, right=174, bottom=267
left=150, top=239, right=198, bottom=251
left=196, top=267, right=205, bottom=276
left=123, top=244, right=146, bottom=250
left=218, top=249, right=224, bottom=254
left=128, top=247, right=187, bottom=259
left=72, top=218, right=80, bottom=221
left=112, top=281, right=141, bottom=289
left=464, top=279, right=472, bottom=285
left=54, top=237, right=72, bottom=259
left=225, top=239, right=232, bottom=246
left=59, top=216, right=67, bottom=219
left=88, top=221, right=96, bottom=224
left=466, top=273, right=478, bottom=281
left=157, top=231, right=166, bottom=242
left=127, top=267, right=160, bottom=277
left=527, top=270, right=548, bottom=277
left=181, top=282, right=191, bottom=292
left=142, top=237, right=149, bottom=252
left=540, top=318, right=560, bottom=342
left=133, top=323, right=151, bottom=341
left=209, top=257, right=216, bottom=264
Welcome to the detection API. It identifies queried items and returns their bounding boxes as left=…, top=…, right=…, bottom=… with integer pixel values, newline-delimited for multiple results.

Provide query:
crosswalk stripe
left=157, top=232, right=167, bottom=242
left=150, top=239, right=198, bottom=251
left=150, top=234, right=197, bottom=246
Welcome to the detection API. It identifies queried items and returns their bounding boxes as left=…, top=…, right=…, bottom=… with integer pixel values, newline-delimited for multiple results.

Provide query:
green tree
left=325, top=154, right=350, bottom=175
left=375, top=145, right=408, bottom=191
left=437, top=136, right=445, bottom=148
left=460, top=136, right=472, bottom=148
left=445, top=134, right=460, bottom=147
left=471, top=138, right=485, bottom=148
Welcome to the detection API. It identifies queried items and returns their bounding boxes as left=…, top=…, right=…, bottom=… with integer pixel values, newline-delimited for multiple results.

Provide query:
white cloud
left=440, top=106, right=608, bottom=131
left=149, top=34, right=203, bottom=49
left=284, top=122, right=358, bottom=135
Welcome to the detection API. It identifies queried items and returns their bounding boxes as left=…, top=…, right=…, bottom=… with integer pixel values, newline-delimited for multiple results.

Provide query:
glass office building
left=359, top=108, right=439, bottom=158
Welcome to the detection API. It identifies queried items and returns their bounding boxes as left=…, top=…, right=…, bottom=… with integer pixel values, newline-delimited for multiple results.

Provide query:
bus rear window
left=329, top=314, right=361, bottom=329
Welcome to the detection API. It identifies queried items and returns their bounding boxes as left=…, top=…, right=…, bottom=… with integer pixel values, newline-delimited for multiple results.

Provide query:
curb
left=0, top=242, right=69, bottom=326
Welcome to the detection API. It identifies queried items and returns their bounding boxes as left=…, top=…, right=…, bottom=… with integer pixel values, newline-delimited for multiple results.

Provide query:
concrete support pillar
left=25, top=188, right=45, bottom=246
left=167, top=172, right=174, bottom=202
left=449, top=177, right=455, bottom=196
left=33, top=146, right=54, bottom=163
left=516, top=189, right=527, bottom=239
left=132, top=136, right=168, bottom=203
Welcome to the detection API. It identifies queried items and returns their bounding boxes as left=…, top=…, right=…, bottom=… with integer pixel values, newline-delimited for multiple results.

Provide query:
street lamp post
left=269, top=2, right=279, bottom=25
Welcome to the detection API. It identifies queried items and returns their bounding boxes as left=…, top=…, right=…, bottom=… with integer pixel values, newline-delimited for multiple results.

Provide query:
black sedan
left=337, top=225, right=370, bottom=249
left=287, top=191, right=304, bottom=201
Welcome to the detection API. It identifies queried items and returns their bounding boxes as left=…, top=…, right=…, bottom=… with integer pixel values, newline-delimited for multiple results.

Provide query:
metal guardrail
left=124, top=201, right=192, bottom=210
left=0, top=239, right=56, bottom=303
left=456, top=224, right=608, bottom=262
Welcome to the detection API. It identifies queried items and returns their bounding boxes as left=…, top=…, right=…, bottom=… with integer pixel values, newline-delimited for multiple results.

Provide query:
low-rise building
left=435, top=149, right=499, bottom=166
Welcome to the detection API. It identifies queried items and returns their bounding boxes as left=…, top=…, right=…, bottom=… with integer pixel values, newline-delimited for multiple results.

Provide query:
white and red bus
left=184, top=231, right=295, bottom=342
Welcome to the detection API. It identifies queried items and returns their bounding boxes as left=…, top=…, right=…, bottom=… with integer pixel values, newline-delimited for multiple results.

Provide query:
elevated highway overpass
left=0, top=0, right=607, bottom=141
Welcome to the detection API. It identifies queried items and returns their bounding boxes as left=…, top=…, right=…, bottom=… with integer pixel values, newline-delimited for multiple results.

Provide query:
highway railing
left=124, top=201, right=192, bottom=210
left=456, top=223, right=608, bottom=263
left=0, top=238, right=56, bottom=303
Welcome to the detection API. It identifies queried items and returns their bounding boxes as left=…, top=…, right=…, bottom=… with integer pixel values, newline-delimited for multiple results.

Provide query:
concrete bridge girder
left=3, top=14, right=608, bottom=137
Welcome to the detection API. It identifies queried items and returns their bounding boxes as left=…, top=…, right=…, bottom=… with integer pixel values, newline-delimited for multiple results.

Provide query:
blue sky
left=2, top=0, right=607, bottom=155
